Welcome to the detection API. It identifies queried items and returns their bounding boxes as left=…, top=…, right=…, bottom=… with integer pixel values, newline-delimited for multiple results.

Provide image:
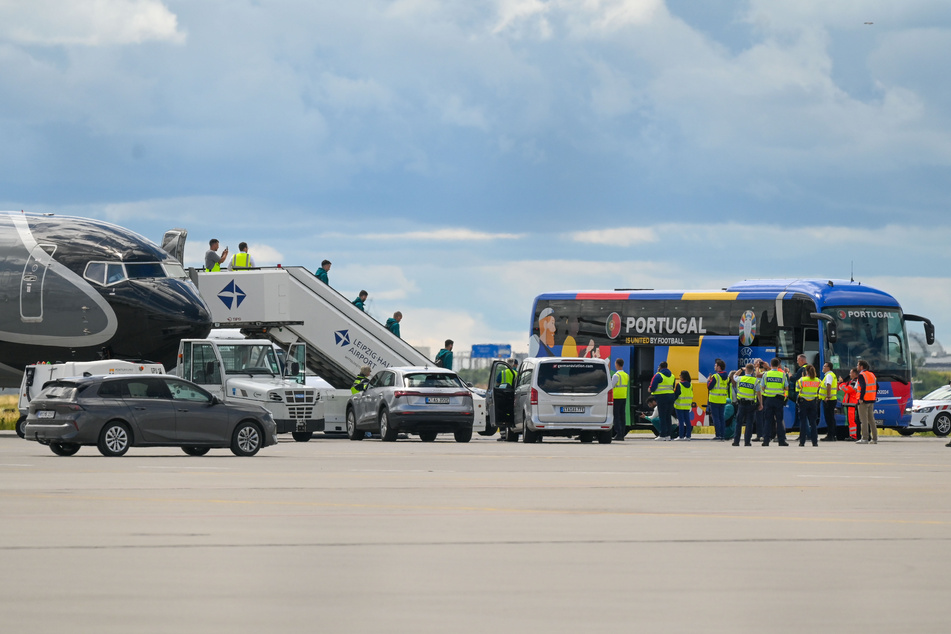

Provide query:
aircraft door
left=20, top=244, right=56, bottom=322
left=161, top=229, right=188, bottom=265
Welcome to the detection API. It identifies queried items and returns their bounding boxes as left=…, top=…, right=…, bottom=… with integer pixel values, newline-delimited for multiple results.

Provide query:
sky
left=1, top=0, right=950, bottom=356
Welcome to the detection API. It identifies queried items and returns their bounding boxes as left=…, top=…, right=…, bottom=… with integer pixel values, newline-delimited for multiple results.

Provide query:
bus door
left=486, top=360, right=516, bottom=430
left=631, top=346, right=655, bottom=412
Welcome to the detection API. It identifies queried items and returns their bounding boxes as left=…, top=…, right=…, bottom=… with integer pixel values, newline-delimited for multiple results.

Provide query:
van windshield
left=537, top=362, right=608, bottom=394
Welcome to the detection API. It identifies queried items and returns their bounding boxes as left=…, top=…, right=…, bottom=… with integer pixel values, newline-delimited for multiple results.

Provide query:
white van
left=486, top=357, right=614, bottom=443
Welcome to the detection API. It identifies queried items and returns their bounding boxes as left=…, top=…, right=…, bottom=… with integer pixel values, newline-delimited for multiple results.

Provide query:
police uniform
left=761, top=368, right=789, bottom=446
left=795, top=374, right=822, bottom=446
left=732, top=373, right=760, bottom=446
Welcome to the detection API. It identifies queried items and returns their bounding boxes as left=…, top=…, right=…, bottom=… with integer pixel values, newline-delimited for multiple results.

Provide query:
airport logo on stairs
left=217, top=280, right=246, bottom=310
left=334, top=330, right=350, bottom=347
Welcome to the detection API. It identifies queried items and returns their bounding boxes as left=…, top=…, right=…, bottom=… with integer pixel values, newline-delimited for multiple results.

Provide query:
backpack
left=434, top=351, right=446, bottom=367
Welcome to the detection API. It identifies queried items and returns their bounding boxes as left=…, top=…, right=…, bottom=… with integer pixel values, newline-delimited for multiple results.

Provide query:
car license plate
left=36, top=410, right=55, bottom=419
left=426, top=397, right=450, bottom=404
left=560, top=406, right=585, bottom=413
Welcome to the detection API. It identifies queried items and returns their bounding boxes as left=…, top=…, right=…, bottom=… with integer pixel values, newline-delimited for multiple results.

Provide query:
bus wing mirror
left=904, top=314, right=935, bottom=346
left=810, top=312, right=837, bottom=344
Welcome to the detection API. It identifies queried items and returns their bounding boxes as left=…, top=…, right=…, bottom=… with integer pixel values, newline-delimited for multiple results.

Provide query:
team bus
left=529, top=279, right=936, bottom=436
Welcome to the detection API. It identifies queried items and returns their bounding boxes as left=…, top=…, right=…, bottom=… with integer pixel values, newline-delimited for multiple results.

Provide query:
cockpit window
left=106, top=263, right=125, bottom=284
left=164, top=262, right=187, bottom=279
left=125, top=263, right=166, bottom=279
left=84, top=260, right=182, bottom=286
left=84, top=262, right=106, bottom=285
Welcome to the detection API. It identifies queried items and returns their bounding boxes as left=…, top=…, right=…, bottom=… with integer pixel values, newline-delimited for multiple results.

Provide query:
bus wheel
left=933, top=413, right=951, bottom=437
left=896, top=428, right=916, bottom=437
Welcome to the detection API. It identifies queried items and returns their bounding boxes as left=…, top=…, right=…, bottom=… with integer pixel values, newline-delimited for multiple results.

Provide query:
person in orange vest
left=855, top=360, right=878, bottom=444
left=795, top=365, right=822, bottom=446
left=840, top=368, right=860, bottom=440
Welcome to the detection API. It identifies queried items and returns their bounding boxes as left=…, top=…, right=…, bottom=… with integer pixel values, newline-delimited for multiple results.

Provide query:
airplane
left=0, top=211, right=213, bottom=387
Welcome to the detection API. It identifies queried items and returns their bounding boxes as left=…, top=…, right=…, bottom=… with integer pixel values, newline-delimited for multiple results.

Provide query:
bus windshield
left=823, top=306, right=910, bottom=381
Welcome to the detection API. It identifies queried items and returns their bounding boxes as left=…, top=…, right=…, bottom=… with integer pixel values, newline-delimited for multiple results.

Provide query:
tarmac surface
left=2, top=430, right=950, bottom=634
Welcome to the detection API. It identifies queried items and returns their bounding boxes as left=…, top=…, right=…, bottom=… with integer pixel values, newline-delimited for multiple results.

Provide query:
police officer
left=761, top=358, right=789, bottom=446
left=707, top=359, right=730, bottom=441
left=732, top=364, right=762, bottom=446
left=650, top=361, right=676, bottom=441
left=795, top=365, right=821, bottom=446
left=610, top=359, right=629, bottom=440
left=820, top=362, right=839, bottom=441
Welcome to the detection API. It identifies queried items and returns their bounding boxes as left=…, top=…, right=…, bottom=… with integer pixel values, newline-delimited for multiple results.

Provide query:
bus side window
left=802, top=327, right=819, bottom=368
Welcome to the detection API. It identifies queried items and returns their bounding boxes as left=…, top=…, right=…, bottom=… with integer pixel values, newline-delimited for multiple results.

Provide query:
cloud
left=0, top=0, right=185, bottom=46
left=343, top=228, right=526, bottom=241
left=569, top=227, right=659, bottom=246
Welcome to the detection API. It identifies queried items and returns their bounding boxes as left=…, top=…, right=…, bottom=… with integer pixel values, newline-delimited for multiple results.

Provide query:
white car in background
left=908, top=384, right=951, bottom=437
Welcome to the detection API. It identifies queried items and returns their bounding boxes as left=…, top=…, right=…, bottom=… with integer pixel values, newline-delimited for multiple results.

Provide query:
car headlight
left=916, top=406, right=934, bottom=414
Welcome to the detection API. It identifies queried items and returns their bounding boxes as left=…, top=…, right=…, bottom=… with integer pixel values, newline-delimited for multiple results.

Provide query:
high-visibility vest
left=860, top=371, right=877, bottom=402
left=736, top=375, right=758, bottom=400
left=841, top=380, right=858, bottom=405
left=652, top=372, right=675, bottom=395
left=496, top=367, right=515, bottom=386
left=762, top=369, right=786, bottom=398
left=709, top=373, right=729, bottom=404
left=796, top=376, right=822, bottom=401
left=206, top=262, right=220, bottom=272
left=351, top=376, right=369, bottom=395
left=612, top=370, right=629, bottom=400
left=674, top=383, right=693, bottom=410
left=232, top=252, right=251, bottom=269
left=822, top=371, right=838, bottom=400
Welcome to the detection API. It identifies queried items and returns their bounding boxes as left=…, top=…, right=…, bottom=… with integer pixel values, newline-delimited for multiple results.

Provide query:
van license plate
left=37, top=410, right=55, bottom=419
left=426, top=397, right=450, bottom=404
left=560, top=406, right=585, bottom=413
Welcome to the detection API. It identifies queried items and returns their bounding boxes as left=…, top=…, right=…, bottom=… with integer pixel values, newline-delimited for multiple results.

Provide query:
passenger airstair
left=193, top=267, right=433, bottom=389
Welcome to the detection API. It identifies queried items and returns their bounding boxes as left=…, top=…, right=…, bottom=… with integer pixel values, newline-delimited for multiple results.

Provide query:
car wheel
left=579, top=431, right=594, bottom=443
left=15, top=415, right=26, bottom=439
left=597, top=430, right=613, bottom=444
left=897, top=428, right=916, bottom=437
left=478, top=426, right=499, bottom=437
left=98, top=422, right=131, bottom=457
left=346, top=408, right=364, bottom=441
left=182, top=446, right=211, bottom=456
left=379, top=408, right=398, bottom=442
left=49, top=442, right=80, bottom=456
left=419, top=431, right=438, bottom=442
left=231, top=421, right=262, bottom=456
left=291, top=431, right=313, bottom=442
left=504, top=427, right=519, bottom=442
left=454, top=427, right=472, bottom=443
left=933, top=412, right=951, bottom=437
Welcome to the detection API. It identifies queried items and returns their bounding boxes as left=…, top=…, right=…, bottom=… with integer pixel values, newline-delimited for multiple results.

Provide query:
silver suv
left=487, top=357, right=613, bottom=443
